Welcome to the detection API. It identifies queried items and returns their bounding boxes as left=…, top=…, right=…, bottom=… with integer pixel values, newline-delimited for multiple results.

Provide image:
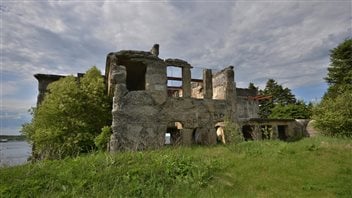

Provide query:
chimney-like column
left=203, top=69, right=213, bottom=99
left=225, top=66, right=235, bottom=101
left=182, top=66, right=191, bottom=98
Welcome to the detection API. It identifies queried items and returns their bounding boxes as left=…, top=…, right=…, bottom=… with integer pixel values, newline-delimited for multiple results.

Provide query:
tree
left=325, top=38, right=352, bottom=86
left=313, top=38, right=352, bottom=137
left=248, top=82, right=258, bottom=91
left=269, top=101, right=312, bottom=119
left=258, top=79, right=296, bottom=118
left=22, top=67, right=111, bottom=159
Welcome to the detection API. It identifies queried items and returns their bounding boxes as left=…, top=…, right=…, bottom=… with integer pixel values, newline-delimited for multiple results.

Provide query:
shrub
left=313, top=88, right=352, bottom=137
left=22, top=67, right=111, bottom=159
left=95, top=126, right=111, bottom=151
left=223, top=118, right=244, bottom=144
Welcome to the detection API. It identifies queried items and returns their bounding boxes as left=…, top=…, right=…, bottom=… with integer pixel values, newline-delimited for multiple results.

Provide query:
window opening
left=167, top=66, right=182, bottom=97
left=261, top=125, right=272, bottom=140
left=125, top=62, right=146, bottom=91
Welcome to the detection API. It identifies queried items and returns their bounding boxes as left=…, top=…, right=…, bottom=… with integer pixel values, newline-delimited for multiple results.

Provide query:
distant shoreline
left=0, top=135, right=27, bottom=141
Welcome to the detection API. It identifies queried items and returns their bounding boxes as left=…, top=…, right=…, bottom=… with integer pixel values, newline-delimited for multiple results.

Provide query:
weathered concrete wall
left=212, top=70, right=227, bottom=100
left=34, top=74, right=66, bottom=105
left=236, top=88, right=259, bottom=120
left=240, top=118, right=305, bottom=141
left=108, top=50, right=168, bottom=151
left=108, top=50, right=237, bottom=151
left=162, top=97, right=230, bottom=145
left=191, top=82, right=203, bottom=99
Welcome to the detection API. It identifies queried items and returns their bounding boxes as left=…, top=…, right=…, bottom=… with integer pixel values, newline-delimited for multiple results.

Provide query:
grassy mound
left=1, top=136, right=351, bottom=197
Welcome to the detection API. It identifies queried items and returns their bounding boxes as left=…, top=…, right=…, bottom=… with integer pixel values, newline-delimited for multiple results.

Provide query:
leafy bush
left=223, top=118, right=244, bottom=144
left=313, top=88, right=352, bottom=137
left=94, top=126, right=111, bottom=151
left=22, top=67, right=111, bottom=159
left=269, top=101, right=312, bottom=119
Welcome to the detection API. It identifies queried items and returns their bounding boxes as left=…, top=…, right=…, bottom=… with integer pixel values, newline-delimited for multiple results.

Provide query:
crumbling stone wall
left=191, top=82, right=203, bottom=99
left=33, top=44, right=308, bottom=152
left=107, top=47, right=237, bottom=151
left=236, top=88, right=259, bottom=120
left=239, top=118, right=305, bottom=141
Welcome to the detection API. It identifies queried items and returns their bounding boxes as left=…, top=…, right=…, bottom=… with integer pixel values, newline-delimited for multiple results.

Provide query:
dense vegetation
left=313, top=38, right=352, bottom=137
left=1, top=136, right=351, bottom=197
left=249, top=79, right=312, bottom=119
left=21, top=67, right=111, bottom=159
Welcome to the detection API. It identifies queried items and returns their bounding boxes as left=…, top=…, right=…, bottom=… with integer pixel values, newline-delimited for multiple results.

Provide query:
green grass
left=1, top=136, right=351, bottom=197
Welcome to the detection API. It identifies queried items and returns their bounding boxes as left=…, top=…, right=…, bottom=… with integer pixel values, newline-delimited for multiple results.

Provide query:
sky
left=1, top=0, right=351, bottom=135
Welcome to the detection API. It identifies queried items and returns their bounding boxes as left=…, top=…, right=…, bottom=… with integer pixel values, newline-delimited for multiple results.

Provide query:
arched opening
left=215, top=122, right=225, bottom=144
left=165, top=121, right=183, bottom=146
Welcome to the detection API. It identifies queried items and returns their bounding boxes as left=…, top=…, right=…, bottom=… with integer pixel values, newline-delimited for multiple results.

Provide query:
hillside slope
left=1, top=136, right=351, bottom=197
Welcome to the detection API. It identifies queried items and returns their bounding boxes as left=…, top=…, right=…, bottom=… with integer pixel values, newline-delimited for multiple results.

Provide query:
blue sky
left=1, top=1, right=351, bottom=135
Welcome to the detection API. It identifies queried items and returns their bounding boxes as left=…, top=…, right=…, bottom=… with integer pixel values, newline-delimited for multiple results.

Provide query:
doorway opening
left=242, top=125, right=254, bottom=141
left=165, top=122, right=183, bottom=146
left=278, top=125, right=288, bottom=141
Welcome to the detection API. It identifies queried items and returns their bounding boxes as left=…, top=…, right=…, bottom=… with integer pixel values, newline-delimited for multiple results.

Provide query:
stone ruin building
left=34, top=44, right=308, bottom=152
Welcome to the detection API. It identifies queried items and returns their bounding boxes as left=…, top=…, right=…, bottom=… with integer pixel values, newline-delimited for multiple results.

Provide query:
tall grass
left=1, top=136, right=351, bottom=197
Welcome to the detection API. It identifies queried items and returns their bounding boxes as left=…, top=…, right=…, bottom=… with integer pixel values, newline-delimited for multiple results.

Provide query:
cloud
left=1, top=1, right=351, bottom=133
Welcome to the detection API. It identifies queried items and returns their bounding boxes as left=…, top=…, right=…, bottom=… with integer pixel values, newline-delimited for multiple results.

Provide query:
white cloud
left=0, top=126, right=22, bottom=135
left=1, top=1, right=351, bottom=118
left=1, top=98, right=36, bottom=113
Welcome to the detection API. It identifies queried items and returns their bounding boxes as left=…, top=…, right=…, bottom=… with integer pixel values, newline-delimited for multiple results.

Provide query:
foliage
left=313, top=38, right=352, bottom=137
left=94, top=126, right=111, bottom=151
left=22, top=67, right=111, bottom=159
left=1, top=137, right=351, bottom=197
left=248, top=82, right=258, bottom=90
left=325, top=38, right=352, bottom=87
left=269, top=101, right=313, bottom=119
left=258, top=79, right=296, bottom=118
left=223, top=118, right=244, bottom=144
left=260, top=79, right=296, bottom=105
left=256, top=79, right=311, bottom=119
left=313, top=88, right=352, bottom=137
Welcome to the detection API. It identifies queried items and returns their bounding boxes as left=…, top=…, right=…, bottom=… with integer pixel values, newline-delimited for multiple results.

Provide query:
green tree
left=325, top=38, right=352, bottom=86
left=324, top=38, right=352, bottom=99
left=248, top=82, right=258, bottom=91
left=269, top=100, right=312, bottom=119
left=258, top=79, right=296, bottom=118
left=313, top=38, right=352, bottom=137
left=313, top=89, right=352, bottom=137
left=22, top=67, right=111, bottom=159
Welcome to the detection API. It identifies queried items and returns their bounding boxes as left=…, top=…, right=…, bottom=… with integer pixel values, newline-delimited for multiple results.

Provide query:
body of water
left=0, top=141, right=32, bottom=167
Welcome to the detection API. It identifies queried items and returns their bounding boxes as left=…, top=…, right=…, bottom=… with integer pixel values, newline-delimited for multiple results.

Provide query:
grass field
left=1, top=136, right=351, bottom=197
